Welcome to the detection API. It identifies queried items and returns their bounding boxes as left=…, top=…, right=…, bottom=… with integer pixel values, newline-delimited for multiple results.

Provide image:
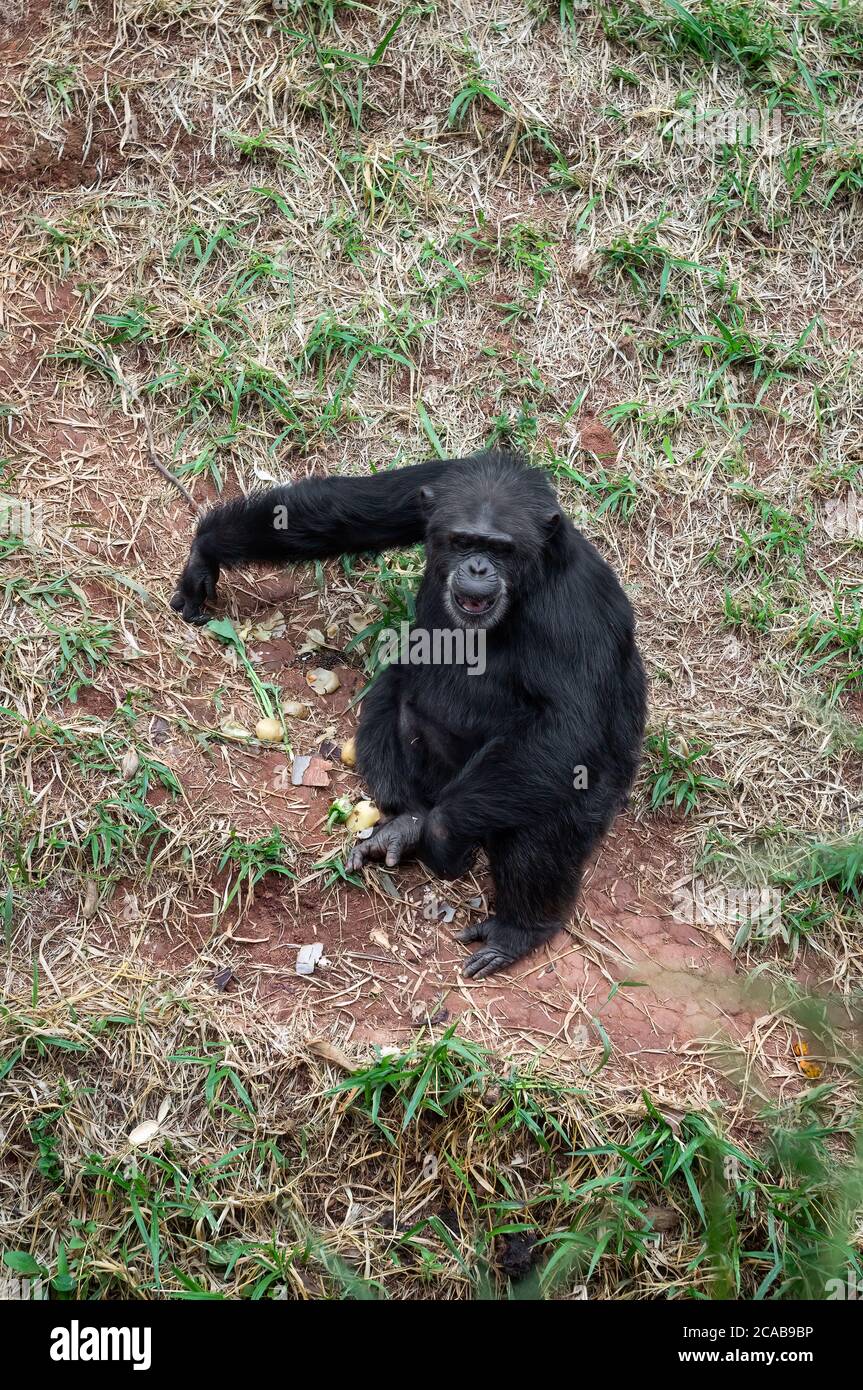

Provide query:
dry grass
left=1, top=0, right=862, bottom=1298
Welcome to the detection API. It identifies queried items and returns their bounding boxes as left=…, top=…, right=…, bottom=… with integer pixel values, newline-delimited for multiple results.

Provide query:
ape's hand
left=170, top=544, right=218, bottom=625
left=455, top=916, right=545, bottom=980
left=347, top=813, right=423, bottom=872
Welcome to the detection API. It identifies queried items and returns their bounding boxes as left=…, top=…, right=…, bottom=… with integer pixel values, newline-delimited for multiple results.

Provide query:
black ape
left=171, top=451, right=647, bottom=978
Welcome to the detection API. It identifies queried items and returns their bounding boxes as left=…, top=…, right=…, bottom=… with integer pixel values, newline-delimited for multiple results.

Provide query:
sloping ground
left=1, top=0, right=861, bottom=1298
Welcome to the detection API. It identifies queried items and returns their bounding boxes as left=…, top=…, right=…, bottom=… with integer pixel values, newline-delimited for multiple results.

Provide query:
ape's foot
left=347, top=812, right=423, bottom=872
left=455, top=916, right=558, bottom=980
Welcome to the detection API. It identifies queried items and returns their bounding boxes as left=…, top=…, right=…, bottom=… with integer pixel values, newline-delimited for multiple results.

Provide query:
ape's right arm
left=170, top=458, right=451, bottom=623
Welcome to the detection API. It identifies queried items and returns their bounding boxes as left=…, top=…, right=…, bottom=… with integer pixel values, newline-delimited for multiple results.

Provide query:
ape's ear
left=419, top=485, right=435, bottom=509
left=544, top=510, right=561, bottom=536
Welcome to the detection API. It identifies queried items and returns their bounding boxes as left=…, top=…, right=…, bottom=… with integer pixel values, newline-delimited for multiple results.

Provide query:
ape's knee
left=421, top=810, right=475, bottom=879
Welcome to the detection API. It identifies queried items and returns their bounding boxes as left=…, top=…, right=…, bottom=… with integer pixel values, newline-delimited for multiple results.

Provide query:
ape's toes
left=457, top=916, right=529, bottom=978
left=454, top=921, right=488, bottom=945
left=169, top=590, right=184, bottom=613
left=462, top=946, right=514, bottom=979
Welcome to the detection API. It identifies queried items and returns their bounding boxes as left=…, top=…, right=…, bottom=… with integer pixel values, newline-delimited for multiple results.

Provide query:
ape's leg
left=456, top=823, right=598, bottom=979
left=348, top=679, right=478, bottom=876
left=346, top=672, right=426, bottom=874
left=355, top=670, right=421, bottom=816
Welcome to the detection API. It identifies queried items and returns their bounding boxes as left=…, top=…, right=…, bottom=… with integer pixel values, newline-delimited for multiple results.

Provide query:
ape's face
left=425, top=497, right=551, bottom=630
left=421, top=465, right=561, bottom=630
left=441, top=526, right=514, bottom=629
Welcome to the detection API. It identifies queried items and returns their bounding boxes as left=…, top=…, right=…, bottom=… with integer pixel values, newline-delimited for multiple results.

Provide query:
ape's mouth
left=453, top=590, right=496, bottom=616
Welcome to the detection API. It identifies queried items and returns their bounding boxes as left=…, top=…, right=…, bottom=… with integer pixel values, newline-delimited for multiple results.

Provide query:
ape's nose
left=467, top=554, right=492, bottom=578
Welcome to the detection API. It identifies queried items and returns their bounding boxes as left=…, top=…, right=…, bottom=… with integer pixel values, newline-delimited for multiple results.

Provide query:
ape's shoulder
left=560, top=522, right=635, bottom=620
left=521, top=519, right=638, bottom=680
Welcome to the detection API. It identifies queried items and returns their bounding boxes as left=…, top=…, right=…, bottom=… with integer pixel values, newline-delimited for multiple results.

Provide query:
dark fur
left=171, top=451, right=647, bottom=978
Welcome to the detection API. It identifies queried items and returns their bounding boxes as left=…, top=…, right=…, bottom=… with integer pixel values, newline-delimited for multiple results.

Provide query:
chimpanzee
left=171, top=451, right=647, bottom=977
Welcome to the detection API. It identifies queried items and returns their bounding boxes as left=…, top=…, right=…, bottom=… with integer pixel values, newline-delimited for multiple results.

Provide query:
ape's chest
left=398, top=695, right=476, bottom=778
left=397, top=656, right=524, bottom=775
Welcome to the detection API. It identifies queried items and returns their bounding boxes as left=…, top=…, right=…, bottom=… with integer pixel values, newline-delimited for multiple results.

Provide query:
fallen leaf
left=642, top=1204, right=680, bottom=1233
left=299, top=628, right=326, bottom=655
left=250, top=609, right=287, bottom=641
left=119, top=891, right=140, bottom=924
left=655, top=1105, right=687, bottom=1136
left=120, top=749, right=139, bottom=780
left=307, top=1038, right=355, bottom=1072
left=220, top=718, right=252, bottom=741
left=347, top=609, right=374, bottom=633
left=128, top=1119, right=161, bottom=1147
left=375, top=870, right=401, bottom=899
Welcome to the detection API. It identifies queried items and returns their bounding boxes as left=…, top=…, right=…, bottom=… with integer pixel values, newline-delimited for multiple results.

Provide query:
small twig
left=109, top=351, right=203, bottom=516
left=137, top=403, right=204, bottom=517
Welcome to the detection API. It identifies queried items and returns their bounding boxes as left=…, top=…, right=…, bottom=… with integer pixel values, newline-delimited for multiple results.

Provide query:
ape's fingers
left=170, top=546, right=219, bottom=625
left=347, top=831, right=388, bottom=873
left=346, top=844, right=372, bottom=873
left=172, top=591, right=208, bottom=624
left=169, top=578, right=204, bottom=623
